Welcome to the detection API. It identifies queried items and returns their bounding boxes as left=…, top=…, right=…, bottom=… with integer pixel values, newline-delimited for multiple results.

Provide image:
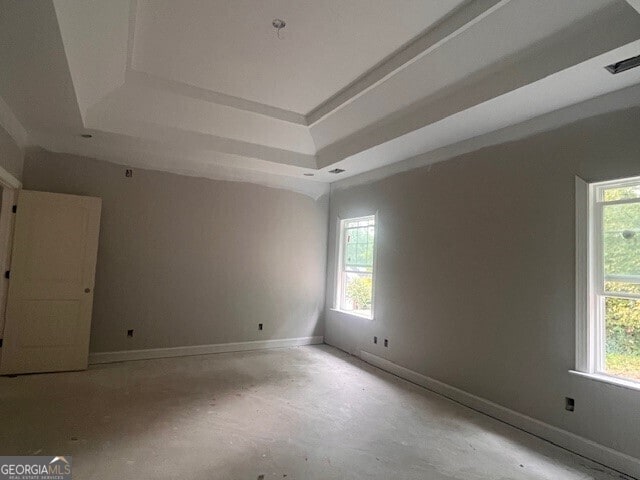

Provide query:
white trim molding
left=575, top=175, right=593, bottom=373
left=0, top=166, right=21, bottom=189
left=575, top=174, right=640, bottom=386
left=570, top=370, right=640, bottom=393
left=359, top=350, right=640, bottom=479
left=89, top=336, right=324, bottom=364
left=306, top=0, right=508, bottom=125
left=0, top=96, right=28, bottom=150
left=625, top=0, right=640, bottom=14
left=334, top=214, right=377, bottom=319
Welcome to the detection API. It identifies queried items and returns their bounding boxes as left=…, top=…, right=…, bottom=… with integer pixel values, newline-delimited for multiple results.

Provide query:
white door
left=0, top=190, right=101, bottom=374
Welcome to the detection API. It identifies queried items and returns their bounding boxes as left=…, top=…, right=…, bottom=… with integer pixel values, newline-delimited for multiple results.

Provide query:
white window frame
left=334, top=214, right=377, bottom=320
left=573, top=175, right=640, bottom=391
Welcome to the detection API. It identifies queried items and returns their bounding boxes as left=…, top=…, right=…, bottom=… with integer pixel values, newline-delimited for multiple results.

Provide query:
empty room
left=1, top=0, right=640, bottom=479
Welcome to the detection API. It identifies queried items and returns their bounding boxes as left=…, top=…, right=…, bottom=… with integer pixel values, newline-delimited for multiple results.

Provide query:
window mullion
left=602, top=291, right=640, bottom=301
left=598, top=197, right=640, bottom=208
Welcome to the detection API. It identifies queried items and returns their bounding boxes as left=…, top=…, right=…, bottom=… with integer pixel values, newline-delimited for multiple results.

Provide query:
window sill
left=569, top=370, right=640, bottom=392
left=330, top=308, right=373, bottom=320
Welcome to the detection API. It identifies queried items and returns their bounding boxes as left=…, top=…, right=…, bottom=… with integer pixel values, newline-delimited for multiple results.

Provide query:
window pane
left=603, top=184, right=640, bottom=202
left=604, top=296, right=640, bottom=381
left=603, top=202, right=640, bottom=278
left=342, top=272, right=372, bottom=316
left=345, top=243, right=357, bottom=266
left=346, top=229, right=355, bottom=243
left=344, top=229, right=374, bottom=268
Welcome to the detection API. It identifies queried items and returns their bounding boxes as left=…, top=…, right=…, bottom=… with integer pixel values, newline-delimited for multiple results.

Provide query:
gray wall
left=0, top=124, right=23, bottom=182
left=23, top=151, right=328, bottom=353
left=325, top=107, right=640, bottom=459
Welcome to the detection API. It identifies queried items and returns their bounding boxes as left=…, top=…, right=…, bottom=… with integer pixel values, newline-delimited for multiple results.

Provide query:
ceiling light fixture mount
left=272, top=18, right=286, bottom=38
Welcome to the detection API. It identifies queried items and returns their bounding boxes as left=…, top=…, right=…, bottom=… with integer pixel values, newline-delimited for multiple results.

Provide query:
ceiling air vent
left=329, top=168, right=345, bottom=174
left=605, top=54, right=640, bottom=74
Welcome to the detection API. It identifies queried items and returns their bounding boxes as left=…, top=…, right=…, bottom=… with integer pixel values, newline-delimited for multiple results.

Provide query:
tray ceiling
left=1, top=0, right=640, bottom=197
left=131, top=0, right=466, bottom=114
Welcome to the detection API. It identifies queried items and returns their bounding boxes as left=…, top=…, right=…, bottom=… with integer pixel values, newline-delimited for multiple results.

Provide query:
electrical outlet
left=373, top=336, right=377, bottom=344
left=127, top=329, right=134, bottom=338
left=258, top=323, right=263, bottom=331
left=384, top=339, right=388, bottom=347
left=565, top=397, right=575, bottom=412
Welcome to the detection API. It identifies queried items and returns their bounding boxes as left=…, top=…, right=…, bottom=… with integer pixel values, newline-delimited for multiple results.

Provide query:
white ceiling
left=1, top=0, right=640, bottom=198
left=131, top=0, right=466, bottom=114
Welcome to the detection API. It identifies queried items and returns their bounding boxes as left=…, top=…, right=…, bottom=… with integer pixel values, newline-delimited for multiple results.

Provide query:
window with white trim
left=336, top=215, right=376, bottom=318
left=576, top=176, right=640, bottom=384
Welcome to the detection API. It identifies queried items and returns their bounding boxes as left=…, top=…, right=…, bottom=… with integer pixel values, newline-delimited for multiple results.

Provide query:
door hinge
left=4, top=271, right=9, bottom=279
left=11, top=205, right=16, bottom=213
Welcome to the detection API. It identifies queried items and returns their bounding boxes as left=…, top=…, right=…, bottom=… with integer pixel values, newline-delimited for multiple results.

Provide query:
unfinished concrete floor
left=0, top=345, right=628, bottom=479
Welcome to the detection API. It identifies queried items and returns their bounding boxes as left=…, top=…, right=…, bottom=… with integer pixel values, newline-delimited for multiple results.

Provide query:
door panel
left=25, top=204, right=86, bottom=282
left=17, top=300, right=81, bottom=346
left=0, top=190, right=101, bottom=374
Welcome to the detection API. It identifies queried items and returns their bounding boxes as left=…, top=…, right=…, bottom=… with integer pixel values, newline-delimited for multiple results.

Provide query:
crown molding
left=123, top=0, right=508, bottom=129
left=305, top=0, right=510, bottom=125
left=315, top=5, right=640, bottom=170
left=125, top=69, right=308, bottom=126
left=29, top=130, right=329, bottom=200
left=124, top=0, right=306, bottom=126
left=330, top=83, right=640, bottom=192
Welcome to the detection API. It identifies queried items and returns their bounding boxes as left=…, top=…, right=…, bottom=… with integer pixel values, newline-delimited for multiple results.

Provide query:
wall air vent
left=329, top=168, right=345, bottom=174
left=605, top=54, right=640, bottom=74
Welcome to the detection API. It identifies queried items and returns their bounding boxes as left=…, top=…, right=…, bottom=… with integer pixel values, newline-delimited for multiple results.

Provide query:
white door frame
left=0, top=166, right=20, bottom=341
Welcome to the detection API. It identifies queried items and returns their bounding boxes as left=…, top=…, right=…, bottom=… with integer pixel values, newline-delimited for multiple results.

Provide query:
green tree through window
left=602, top=183, right=640, bottom=380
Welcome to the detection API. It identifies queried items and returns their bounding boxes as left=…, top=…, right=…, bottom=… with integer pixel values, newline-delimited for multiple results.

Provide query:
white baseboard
left=89, top=336, right=324, bottom=364
left=359, top=350, right=640, bottom=479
